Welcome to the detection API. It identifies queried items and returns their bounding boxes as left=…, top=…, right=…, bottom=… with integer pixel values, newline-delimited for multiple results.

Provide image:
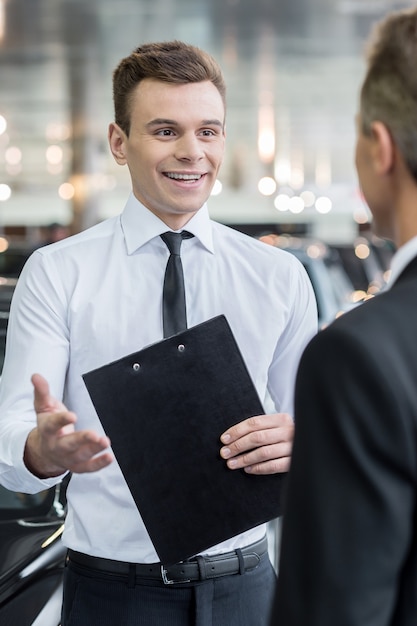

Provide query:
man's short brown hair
left=112, top=40, right=226, bottom=136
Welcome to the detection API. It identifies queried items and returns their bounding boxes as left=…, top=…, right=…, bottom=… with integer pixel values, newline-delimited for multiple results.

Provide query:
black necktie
left=160, top=231, right=193, bottom=338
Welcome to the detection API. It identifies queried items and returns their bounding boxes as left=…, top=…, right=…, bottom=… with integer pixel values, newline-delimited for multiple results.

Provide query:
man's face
left=109, top=79, right=226, bottom=229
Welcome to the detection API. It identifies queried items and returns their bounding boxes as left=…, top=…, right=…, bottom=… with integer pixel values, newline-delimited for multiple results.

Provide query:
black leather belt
left=67, top=536, right=267, bottom=585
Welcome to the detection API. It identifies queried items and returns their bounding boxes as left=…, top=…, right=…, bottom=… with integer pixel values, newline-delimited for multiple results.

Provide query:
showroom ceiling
left=0, top=0, right=415, bottom=232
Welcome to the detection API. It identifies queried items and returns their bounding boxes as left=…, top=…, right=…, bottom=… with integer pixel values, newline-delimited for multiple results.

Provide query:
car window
left=0, top=485, right=51, bottom=511
left=0, top=247, right=32, bottom=278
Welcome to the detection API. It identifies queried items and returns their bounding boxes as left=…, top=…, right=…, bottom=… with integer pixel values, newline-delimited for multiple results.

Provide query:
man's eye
left=156, top=129, right=174, bottom=136
left=201, top=129, right=215, bottom=136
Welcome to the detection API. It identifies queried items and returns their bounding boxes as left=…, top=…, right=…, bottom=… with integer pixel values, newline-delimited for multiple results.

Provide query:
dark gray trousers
left=61, top=553, right=276, bottom=626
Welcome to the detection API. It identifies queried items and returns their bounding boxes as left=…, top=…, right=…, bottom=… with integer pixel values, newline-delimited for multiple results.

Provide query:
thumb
left=31, top=373, right=62, bottom=414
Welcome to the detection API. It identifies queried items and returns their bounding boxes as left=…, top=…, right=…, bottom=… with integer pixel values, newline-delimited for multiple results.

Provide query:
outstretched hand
left=24, top=373, right=113, bottom=478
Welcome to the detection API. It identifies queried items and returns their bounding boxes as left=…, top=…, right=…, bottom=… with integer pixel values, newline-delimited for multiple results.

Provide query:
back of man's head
left=360, top=7, right=417, bottom=182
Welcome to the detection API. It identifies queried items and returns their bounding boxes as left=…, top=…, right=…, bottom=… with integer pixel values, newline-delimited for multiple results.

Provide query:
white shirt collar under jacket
left=388, top=234, right=417, bottom=287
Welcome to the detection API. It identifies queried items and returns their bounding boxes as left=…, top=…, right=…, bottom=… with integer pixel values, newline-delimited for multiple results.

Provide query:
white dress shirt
left=387, top=235, right=417, bottom=286
left=0, top=193, right=317, bottom=563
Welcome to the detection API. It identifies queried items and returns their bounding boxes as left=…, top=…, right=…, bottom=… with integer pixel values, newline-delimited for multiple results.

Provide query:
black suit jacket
left=270, top=256, right=417, bottom=626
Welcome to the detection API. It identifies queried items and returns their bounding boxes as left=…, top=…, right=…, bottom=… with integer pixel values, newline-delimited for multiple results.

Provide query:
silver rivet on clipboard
left=132, top=363, right=141, bottom=371
left=177, top=344, right=185, bottom=352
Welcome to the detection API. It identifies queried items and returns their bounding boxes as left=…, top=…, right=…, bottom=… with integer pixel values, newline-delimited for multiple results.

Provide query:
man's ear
left=108, top=123, right=127, bottom=165
left=370, top=121, right=395, bottom=175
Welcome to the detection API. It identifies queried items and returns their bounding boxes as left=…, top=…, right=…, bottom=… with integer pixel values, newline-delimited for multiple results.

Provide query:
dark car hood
left=0, top=517, right=64, bottom=579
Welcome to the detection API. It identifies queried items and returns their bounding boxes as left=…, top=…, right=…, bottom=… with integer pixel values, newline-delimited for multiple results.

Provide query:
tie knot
left=160, top=231, right=193, bottom=256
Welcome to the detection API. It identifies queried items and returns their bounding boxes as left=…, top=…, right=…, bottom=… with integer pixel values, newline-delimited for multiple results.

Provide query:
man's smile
left=164, top=172, right=205, bottom=181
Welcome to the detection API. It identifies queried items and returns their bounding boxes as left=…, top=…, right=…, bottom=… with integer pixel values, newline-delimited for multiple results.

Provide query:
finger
left=243, top=455, right=291, bottom=475
left=221, top=413, right=293, bottom=445
left=71, top=432, right=111, bottom=454
left=32, top=373, right=51, bottom=411
left=224, top=441, right=293, bottom=471
left=38, top=411, right=77, bottom=437
left=49, top=429, right=110, bottom=454
left=59, top=434, right=113, bottom=473
left=32, top=373, right=65, bottom=414
left=220, top=423, right=294, bottom=460
left=70, top=450, right=114, bottom=474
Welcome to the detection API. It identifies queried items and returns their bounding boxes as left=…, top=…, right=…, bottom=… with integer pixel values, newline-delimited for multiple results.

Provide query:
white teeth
left=166, top=173, right=202, bottom=180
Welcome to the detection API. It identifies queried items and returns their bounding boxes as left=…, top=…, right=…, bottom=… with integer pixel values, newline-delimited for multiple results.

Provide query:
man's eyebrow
left=202, top=119, right=224, bottom=128
left=146, top=118, right=224, bottom=129
left=146, top=119, right=177, bottom=128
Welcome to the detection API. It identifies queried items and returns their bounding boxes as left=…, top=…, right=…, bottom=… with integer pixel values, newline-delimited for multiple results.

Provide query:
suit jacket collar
left=388, top=234, right=417, bottom=286
left=392, top=254, right=417, bottom=286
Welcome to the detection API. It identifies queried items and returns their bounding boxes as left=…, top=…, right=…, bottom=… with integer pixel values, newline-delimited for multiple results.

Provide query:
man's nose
left=175, top=133, right=204, bottom=161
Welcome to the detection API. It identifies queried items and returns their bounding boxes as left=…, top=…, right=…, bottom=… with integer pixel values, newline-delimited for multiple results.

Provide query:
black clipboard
left=83, top=315, right=284, bottom=565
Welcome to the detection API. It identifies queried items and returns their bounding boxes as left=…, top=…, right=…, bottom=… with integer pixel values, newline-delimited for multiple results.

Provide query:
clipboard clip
left=161, top=565, right=191, bottom=585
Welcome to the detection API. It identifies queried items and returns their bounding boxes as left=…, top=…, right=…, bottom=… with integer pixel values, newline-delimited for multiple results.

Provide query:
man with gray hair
left=270, top=7, right=417, bottom=626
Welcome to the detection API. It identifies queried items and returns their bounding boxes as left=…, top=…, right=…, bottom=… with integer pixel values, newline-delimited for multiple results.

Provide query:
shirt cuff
left=1, top=424, right=67, bottom=493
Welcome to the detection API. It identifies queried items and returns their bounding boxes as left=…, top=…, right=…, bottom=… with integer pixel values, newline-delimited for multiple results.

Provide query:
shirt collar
left=120, top=193, right=215, bottom=254
left=387, top=234, right=417, bottom=287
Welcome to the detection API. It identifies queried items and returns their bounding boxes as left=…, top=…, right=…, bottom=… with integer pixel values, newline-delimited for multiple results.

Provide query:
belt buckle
left=160, top=565, right=191, bottom=585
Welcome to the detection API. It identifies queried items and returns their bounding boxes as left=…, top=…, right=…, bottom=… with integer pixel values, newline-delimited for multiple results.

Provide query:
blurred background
left=0, top=0, right=414, bottom=322
left=0, top=2, right=416, bottom=602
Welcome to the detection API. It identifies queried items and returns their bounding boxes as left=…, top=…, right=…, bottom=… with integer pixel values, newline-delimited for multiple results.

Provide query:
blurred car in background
left=258, top=234, right=360, bottom=328
left=0, top=257, right=67, bottom=626
left=0, top=481, right=67, bottom=626
left=0, top=240, right=34, bottom=279
left=0, top=277, right=17, bottom=374
left=329, top=235, right=395, bottom=297
left=0, top=236, right=34, bottom=370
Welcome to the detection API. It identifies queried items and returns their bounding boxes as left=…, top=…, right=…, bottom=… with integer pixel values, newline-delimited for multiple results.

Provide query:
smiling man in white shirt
left=0, top=41, right=317, bottom=626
